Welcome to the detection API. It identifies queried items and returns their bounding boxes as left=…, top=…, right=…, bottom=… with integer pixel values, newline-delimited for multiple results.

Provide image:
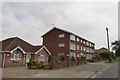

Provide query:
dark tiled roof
left=0, top=37, right=42, bottom=53
left=42, top=27, right=95, bottom=44
left=31, top=45, right=43, bottom=53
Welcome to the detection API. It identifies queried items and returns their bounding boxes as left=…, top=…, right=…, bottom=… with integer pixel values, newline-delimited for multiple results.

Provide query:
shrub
left=56, top=55, right=65, bottom=62
left=70, top=56, right=76, bottom=61
left=27, top=59, right=37, bottom=69
left=80, top=56, right=85, bottom=60
left=43, top=64, right=51, bottom=69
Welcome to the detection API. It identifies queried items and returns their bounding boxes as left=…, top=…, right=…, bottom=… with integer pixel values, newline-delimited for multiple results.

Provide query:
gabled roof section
left=41, top=27, right=95, bottom=44
left=31, top=45, right=43, bottom=53
left=1, top=37, right=33, bottom=52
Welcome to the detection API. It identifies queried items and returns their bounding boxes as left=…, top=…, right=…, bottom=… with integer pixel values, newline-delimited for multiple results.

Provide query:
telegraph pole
left=106, top=27, right=110, bottom=51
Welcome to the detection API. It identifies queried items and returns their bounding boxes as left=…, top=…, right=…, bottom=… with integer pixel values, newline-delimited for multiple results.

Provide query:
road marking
left=85, top=72, right=95, bottom=78
left=85, top=75, right=90, bottom=78
left=106, top=67, right=109, bottom=68
left=92, top=75, right=96, bottom=78
left=98, top=71, right=102, bottom=74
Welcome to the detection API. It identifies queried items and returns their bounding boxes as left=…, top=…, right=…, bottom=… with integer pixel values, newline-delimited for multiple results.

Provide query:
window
left=59, top=34, right=65, bottom=38
left=84, top=47, right=86, bottom=51
left=83, top=41, right=85, bottom=44
left=70, top=43, right=76, bottom=50
left=38, top=54, right=45, bottom=62
left=58, top=53, right=64, bottom=55
left=58, top=43, right=65, bottom=47
left=70, top=35, right=75, bottom=41
left=11, top=51, right=22, bottom=60
left=81, top=39, right=82, bottom=43
left=69, top=52, right=76, bottom=58
left=77, top=45, right=79, bottom=50
left=81, top=46, right=82, bottom=51
left=77, top=38, right=79, bottom=42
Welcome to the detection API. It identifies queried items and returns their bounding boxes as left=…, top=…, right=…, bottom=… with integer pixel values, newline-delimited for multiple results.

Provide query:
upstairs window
left=70, top=43, right=76, bottom=50
left=77, top=45, right=79, bottom=50
left=58, top=43, right=65, bottom=47
left=77, top=38, right=79, bottom=42
left=59, top=34, right=65, bottom=38
left=70, top=35, right=75, bottom=41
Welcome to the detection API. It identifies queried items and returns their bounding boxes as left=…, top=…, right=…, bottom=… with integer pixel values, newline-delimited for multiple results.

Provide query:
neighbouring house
left=0, top=37, right=51, bottom=67
left=95, top=47, right=109, bottom=56
left=42, top=27, right=95, bottom=69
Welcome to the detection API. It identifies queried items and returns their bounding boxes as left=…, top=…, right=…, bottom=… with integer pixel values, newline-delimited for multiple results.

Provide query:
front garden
left=27, top=59, right=51, bottom=69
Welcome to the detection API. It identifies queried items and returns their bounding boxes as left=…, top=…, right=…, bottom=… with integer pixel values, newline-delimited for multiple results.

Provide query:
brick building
left=42, top=27, right=95, bottom=68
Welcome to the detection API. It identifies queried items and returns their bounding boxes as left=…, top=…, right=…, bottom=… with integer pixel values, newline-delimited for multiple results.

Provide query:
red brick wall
left=4, top=53, right=25, bottom=67
left=43, top=29, right=70, bottom=56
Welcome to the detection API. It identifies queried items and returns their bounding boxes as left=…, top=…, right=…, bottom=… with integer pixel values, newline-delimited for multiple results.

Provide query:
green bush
left=43, top=64, right=51, bottom=69
left=56, top=55, right=65, bottom=62
left=70, top=56, right=76, bottom=61
left=27, top=59, right=38, bottom=69
left=27, top=59, right=51, bottom=70
left=80, top=56, right=85, bottom=60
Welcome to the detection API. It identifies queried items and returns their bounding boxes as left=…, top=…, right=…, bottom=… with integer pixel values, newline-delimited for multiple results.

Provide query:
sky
left=1, top=1, right=118, bottom=50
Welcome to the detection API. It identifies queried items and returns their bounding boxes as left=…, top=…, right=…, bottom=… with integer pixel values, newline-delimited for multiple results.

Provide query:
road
left=3, top=61, right=115, bottom=78
left=88, top=62, right=119, bottom=78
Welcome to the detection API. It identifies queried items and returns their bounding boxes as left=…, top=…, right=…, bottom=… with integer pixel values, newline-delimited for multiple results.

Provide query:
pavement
left=2, top=61, right=116, bottom=78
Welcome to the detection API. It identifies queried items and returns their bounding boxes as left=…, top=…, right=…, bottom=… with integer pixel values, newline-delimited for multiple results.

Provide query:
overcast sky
left=2, top=2, right=118, bottom=49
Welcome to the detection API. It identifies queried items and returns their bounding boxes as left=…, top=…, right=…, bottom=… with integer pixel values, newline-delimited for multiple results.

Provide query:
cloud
left=2, top=2, right=118, bottom=49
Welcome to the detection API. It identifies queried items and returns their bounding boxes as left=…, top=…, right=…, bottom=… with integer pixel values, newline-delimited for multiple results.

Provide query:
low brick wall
left=51, top=56, right=86, bottom=69
left=51, top=56, right=67, bottom=69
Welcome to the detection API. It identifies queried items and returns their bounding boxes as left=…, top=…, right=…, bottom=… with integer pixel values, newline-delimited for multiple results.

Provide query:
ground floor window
left=69, top=53, right=76, bottom=61
left=11, top=50, right=22, bottom=61
left=38, top=54, right=45, bottom=62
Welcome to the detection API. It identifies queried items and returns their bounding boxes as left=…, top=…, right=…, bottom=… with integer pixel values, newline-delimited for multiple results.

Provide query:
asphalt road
left=90, top=62, right=119, bottom=78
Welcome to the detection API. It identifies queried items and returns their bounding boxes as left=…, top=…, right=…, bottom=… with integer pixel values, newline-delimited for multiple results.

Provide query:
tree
left=111, top=40, right=120, bottom=57
left=99, top=52, right=110, bottom=60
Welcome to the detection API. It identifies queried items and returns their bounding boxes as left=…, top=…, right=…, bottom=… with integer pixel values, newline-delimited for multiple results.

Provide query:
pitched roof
left=42, top=27, right=95, bottom=44
left=0, top=37, right=51, bottom=54
left=31, top=45, right=43, bottom=53
left=1, top=37, right=33, bottom=52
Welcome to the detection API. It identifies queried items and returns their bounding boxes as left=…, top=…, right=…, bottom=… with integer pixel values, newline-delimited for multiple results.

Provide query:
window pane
left=58, top=43, right=65, bottom=47
left=59, top=34, right=65, bottom=38
left=70, top=35, right=75, bottom=41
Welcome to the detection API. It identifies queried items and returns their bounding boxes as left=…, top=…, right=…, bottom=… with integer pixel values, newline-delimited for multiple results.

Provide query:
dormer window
left=59, top=34, right=65, bottom=38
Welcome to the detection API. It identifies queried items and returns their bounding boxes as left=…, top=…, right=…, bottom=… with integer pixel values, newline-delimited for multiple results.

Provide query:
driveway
left=2, top=61, right=115, bottom=78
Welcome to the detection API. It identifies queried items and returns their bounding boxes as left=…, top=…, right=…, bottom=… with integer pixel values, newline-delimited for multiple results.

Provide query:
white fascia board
left=35, top=46, right=51, bottom=55
left=10, top=46, right=26, bottom=54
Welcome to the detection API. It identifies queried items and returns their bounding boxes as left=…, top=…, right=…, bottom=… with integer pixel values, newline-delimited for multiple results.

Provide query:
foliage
left=70, top=56, right=76, bottom=61
left=56, top=55, right=65, bottom=62
left=43, top=64, right=51, bottom=69
left=79, top=56, right=85, bottom=60
left=111, top=40, right=120, bottom=57
left=99, top=52, right=110, bottom=59
left=27, top=59, right=51, bottom=69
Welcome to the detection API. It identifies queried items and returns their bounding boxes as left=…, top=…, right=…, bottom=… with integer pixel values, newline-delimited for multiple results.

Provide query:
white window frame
left=38, top=54, right=45, bottom=62
left=11, top=51, right=22, bottom=60
left=77, top=38, right=79, bottom=42
left=58, top=43, right=65, bottom=47
left=70, top=35, right=75, bottom=41
left=70, top=43, right=76, bottom=50
left=59, top=34, right=65, bottom=38
left=69, top=53, right=76, bottom=58
left=77, top=45, right=79, bottom=50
